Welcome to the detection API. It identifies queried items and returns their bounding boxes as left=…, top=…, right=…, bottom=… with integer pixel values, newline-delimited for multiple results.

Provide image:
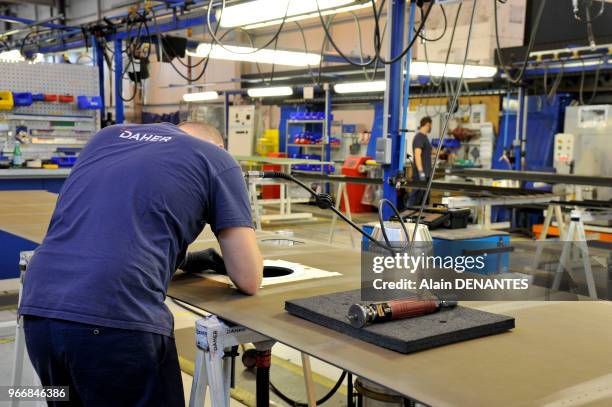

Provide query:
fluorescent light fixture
left=409, top=62, right=497, bottom=79
left=334, top=80, right=386, bottom=94
left=0, top=50, right=24, bottom=62
left=247, top=86, right=293, bottom=98
left=219, top=0, right=370, bottom=29
left=182, top=91, right=219, bottom=102
left=186, top=43, right=320, bottom=67
left=0, top=50, right=43, bottom=63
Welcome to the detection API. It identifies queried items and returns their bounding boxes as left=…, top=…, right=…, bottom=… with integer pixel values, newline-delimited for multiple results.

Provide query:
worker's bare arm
left=414, top=147, right=423, bottom=172
left=217, top=227, right=263, bottom=295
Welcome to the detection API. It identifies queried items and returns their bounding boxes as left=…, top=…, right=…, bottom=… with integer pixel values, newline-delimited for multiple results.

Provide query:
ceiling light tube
left=186, top=43, right=321, bottom=67
left=333, top=80, right=386, bottom=94
left=218, top=0, right=368, bottom=28
left=247, top=86, right=293, bottom=98
left=182, top=91, right=219, bottom=102
left=409, top=62, right=497, bottom=79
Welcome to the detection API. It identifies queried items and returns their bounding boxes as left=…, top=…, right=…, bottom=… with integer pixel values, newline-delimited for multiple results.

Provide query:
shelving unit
left=285, top=119, right=328, bottom=159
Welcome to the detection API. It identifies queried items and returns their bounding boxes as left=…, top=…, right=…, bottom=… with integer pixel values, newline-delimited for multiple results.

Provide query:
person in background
left=409, top=116, right=433, bottom=206
left=18, top=122, right=263, bottom=406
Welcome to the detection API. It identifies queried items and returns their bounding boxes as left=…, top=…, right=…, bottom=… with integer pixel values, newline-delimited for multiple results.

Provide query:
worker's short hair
left=420, top=116, right=432, bottom=128
left=178, top=121, right=225, bottom=147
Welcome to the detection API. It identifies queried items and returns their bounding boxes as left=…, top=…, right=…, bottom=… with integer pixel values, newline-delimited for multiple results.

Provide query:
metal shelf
left=287, top=119, right=325, bottom=124
left=287, top=143, right=340, bottom=148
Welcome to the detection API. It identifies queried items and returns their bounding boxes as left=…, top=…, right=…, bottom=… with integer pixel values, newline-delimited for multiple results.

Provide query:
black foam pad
left=285, top=290, right=515, bottom=354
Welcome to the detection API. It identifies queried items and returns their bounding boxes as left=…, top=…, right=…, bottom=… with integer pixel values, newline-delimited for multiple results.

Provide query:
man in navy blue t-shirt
left=409, top=116, right=433, bottom=206
left=18, top=122, right=263, bottom=406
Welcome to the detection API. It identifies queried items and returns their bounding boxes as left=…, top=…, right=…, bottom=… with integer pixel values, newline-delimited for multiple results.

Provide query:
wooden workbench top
left=170, top=236, right=612, bottom=407
left=3, top=190, right=611, bottom=406
left=0, top=190, right=57, bottom=242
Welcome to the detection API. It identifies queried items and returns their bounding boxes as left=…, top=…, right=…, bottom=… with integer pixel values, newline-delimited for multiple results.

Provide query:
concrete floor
left=0, top=205, right=374, bottom=406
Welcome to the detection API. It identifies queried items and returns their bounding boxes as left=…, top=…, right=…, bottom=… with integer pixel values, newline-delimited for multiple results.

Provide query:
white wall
left=7, top=1, right=526, bottom=118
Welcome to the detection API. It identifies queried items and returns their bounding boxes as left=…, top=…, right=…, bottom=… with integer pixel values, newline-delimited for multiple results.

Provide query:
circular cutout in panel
left=263, top=266, right=295, bottom=278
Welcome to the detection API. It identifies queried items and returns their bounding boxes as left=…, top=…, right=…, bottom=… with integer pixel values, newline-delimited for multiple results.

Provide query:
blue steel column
left=92, top=36, right=106, bottom=127
left=513, top=86, right=524, bottom=171
left=382, top=0, right=407, bottom=219
left=324, top=85, right=332, bottom=172
left=114, top=39, right=125, bottom=123
left=398, top=2, right=417, bottom=172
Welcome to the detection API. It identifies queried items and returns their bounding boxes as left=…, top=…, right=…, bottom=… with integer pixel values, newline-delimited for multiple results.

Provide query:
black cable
left=206, top=0, right=289, bottom=54
left=313, top=0, right=378, bottom=67
left=423, top=2, right=462, bottom=88
left=579, top=58, right=602, bottom=105
left=417, top=4, right=447, bottom=42
left=252, top=171, right=410, bottom=253
left=154, top=6, right=215, bottom=82
left=317, top=14, right=335, bottom=85
left=543, top=61, right=563, bottom=103
left=494, top=0, right=547, bottom=84
left=372, top=0, right=433, bottom=65
left=269, top=371, right=347, bottom=407
left=294, top=21, right=317, bottom=85
left=409, top=0, right=478, bottom=246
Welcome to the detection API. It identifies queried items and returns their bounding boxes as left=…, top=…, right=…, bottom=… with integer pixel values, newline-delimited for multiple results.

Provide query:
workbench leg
left=280, top=164, right=290, bottom=216
left=554, top=205, right=565, bottom=239
left=223, top=350, right=232, bottom=401
left=533, top=205, right=554, bottom=271
left=553, top=221, right=576, bottom=292
left=576, top=221, right=597, bottom=299
left=250, top=182, right=262, bottom=231
left=189, top=348, right=208, bottom=407
left=205, top=350, right=229, bottom=407
left=301, top=353, right=317, bottom=407
left=10, top=317, right=25, bottom=407
left=328, top=183, right=342, bottom=245
left=341, top=183, right=356, bottom=249
left=347, top=372, right=354, bottom=407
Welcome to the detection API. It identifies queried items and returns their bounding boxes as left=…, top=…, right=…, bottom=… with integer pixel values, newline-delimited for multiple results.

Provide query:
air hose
left=246, top=171, right=411, bottom=253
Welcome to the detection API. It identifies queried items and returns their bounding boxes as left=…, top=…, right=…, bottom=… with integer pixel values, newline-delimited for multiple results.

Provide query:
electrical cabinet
left=560, top=105, right=612, bottom=200
left=553, top=133, right=576, bottom=175
left=227, top=105, right=261, bottom=156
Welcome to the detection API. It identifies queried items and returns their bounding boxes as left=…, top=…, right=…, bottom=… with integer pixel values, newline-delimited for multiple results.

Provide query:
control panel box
left=553, top=133, right=576, bottom=174
left=227, top=105, right=261, bottom=156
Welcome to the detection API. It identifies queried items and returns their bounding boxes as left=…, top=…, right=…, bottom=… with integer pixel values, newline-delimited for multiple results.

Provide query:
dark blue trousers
left=23, top=315, right=185, bottom=407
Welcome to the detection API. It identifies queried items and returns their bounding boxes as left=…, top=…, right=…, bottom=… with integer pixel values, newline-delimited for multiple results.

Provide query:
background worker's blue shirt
left=18, top=123, right=253, bottom=337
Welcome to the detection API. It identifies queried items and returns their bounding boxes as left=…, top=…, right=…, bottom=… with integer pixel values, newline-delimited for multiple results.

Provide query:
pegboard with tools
left=0, top=61, right=101, bottom=163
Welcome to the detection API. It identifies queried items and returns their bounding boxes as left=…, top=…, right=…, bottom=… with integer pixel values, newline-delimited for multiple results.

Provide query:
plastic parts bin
left=77, top=95, right=103, bottom=110
left=13, top=92, right=33, bottom=107
left=0, top=91, right=14, bottom=110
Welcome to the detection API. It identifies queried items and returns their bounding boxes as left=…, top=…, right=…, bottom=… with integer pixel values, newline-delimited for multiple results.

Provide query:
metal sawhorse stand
left=532, top=203, right=566, bottom=272
left=328, top=182, right=356, bottom=248
left=189, top=315, right=320, bottom=407
left=11, top=251, right=43, bottom=407
left=551, top=209, right=612, bottom=299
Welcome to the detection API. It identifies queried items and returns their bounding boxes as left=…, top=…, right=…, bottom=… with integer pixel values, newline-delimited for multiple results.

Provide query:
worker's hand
left=418, top=172, right=427, bottom=182
left=180, top=249, right=227, bottom=274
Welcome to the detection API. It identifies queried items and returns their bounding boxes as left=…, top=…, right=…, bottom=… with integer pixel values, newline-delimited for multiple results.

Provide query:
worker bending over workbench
left=18, top=122, right=263, bottom=406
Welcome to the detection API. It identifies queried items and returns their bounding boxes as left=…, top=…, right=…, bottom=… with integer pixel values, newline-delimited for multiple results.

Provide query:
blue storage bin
left=77, top=95, right=103, bottom=110
left=13, top=92, right=33, bottom=107
left=432, top=235, right=510, bottom=275
left=51, top=156, right=78, bottom=167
